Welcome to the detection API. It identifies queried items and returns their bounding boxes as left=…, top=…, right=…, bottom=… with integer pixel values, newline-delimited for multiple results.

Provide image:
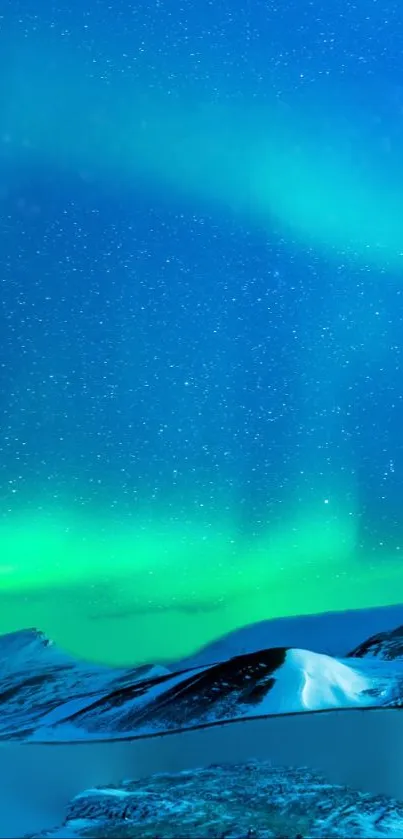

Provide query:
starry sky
left=1, top=0, right=403, bottom=665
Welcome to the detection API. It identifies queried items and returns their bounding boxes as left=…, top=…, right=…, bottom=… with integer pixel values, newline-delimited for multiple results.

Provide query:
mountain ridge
left=0, top=606, right=403, bottom=743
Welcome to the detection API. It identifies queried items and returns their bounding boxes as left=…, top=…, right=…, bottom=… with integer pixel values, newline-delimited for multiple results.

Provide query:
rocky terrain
left=349, top=624, right=403, bottom=661
left=28, top=760, right=403, bottom=839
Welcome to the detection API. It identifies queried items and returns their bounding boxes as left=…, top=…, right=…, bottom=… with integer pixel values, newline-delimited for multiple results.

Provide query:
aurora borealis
left=2, top=0, right=403, bottom=665
left=2, top=501, right=403, bottom=665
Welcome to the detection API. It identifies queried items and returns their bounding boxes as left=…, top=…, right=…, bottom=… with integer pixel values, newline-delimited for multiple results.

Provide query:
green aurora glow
left=1, top=506, right=403, bottom=665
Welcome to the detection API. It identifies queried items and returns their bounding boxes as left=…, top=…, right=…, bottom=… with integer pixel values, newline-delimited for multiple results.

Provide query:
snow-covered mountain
left=0, top=624, right=400, bottom=742
left=34, top=644, right=403, bottom=742
left=0, top=628, right=169, bottom=740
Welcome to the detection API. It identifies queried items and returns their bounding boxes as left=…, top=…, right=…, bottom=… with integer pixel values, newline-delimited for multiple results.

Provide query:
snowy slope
left=268, top=649, right=377, bottom=712
left=30, top=645, right=402, bottom=741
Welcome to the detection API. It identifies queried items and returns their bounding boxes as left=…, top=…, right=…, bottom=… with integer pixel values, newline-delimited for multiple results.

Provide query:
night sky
left=1, top=0, right=403, bottom=664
